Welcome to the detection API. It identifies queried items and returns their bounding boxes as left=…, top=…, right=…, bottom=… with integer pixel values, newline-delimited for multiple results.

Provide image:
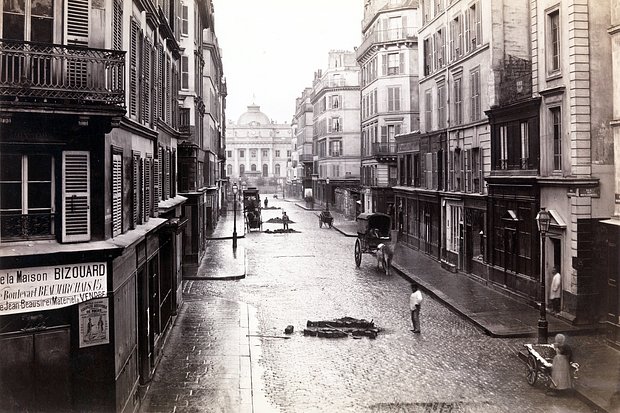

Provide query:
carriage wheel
left=328, top=220, right=333, bottom=229
left=525, top=355, right=538, bottom=385
left=319, top=219, right=323, bottom=228
left=354, top=239, right=362, bottom=267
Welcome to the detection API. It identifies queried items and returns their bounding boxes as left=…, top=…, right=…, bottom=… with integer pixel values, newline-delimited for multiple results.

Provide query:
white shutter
left=62, top=151, right=90, bottom=242
left=112, top=153, right=122, bottom=237
left=154, top=157, right=161, bottom=207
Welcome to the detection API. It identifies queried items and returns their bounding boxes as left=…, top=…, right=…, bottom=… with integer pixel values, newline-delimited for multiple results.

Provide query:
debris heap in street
left=303, top=317, right=379, bottom=339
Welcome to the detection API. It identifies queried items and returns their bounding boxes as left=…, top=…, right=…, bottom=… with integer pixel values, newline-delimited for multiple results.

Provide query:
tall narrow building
left=356, top=0, right=420, bottom=216
left=291, top=87, right=314, bottom=199
left=311, top=51, right=361, bottom=216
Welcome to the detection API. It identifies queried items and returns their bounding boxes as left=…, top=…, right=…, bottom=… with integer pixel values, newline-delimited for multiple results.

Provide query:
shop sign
left=567, top=186, right=600, bottom=198
left=0, top=262, right=107, bottom=315
left=79, top=298, right=110, bottom=348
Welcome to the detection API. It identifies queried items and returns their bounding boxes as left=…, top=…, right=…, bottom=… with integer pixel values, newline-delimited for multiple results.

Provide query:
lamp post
left=536, top=207, right=551, bottom=344
left=232, top=183, right=238, bottom=250
left=325, top=178, right=330, bottom=210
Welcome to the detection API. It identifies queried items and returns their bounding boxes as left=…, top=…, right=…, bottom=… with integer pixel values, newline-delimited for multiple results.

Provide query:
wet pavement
left=141, top=195, right=596, bottom=412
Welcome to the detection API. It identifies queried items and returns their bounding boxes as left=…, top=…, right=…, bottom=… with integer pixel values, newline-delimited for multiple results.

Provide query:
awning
left=548, top=209, right=566, bottom=228
left=600, top=218, right=620, bottom=227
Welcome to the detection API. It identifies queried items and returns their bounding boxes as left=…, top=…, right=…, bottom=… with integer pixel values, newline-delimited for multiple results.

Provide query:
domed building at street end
left=225, top=104, right=293, bottom=189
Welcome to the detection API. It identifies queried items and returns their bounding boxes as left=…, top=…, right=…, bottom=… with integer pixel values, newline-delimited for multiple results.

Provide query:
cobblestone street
left=160, top=196, right=593, bottom=413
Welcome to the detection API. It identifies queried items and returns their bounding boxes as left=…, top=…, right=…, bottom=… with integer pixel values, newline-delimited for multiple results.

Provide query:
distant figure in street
left=376, top=243, right=394, bottom=276
left=264, top=198, right=269, bottom=209
left=409, top=284, right=423, bottom=333
left=282, top=211, right=290, bottom=230
left=547, top=333, right=574, bottom=396
left=550, top=267, right=562, bottom=315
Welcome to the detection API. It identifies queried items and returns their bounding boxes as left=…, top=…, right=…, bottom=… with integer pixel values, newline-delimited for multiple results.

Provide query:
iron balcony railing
left=179, top=107, right=191, bottom=135
left=1, top=212, right=55, bottom=241
left=0, top=39, right=125, bottom=106
left=365, top=142, right=397, bottom=157
left=357, top=26, right=417, bottom=59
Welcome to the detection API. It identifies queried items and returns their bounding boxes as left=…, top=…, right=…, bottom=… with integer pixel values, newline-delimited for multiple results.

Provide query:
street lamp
left=325, top=178, right=330, bottom=210
left=232, top=183, right=238, bottom=250
left=536, top=207, right=551, bottom=344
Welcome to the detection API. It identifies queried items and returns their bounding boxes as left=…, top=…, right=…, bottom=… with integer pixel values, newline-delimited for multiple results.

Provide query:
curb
left=205, top=234, right=246, bottom=241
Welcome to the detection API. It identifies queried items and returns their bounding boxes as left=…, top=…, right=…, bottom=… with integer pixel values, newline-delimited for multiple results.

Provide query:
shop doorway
left=0, top=328, right=72, bottom=411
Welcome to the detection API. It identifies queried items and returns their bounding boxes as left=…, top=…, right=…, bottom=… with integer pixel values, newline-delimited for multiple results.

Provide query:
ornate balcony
left=356, top=27, right=417, bottom=60
left=366, top=142, right=397, bottom=156
left=0, top=39, right=125, bottom=109
left=0, top=212, right=55, bottom=241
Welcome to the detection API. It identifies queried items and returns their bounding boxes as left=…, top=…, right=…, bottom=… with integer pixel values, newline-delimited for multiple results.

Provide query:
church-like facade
left=225, top=104, right=293, bottom=187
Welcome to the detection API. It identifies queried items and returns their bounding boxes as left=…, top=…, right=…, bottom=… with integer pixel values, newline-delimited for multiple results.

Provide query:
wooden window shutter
left=464, top=149, right=471, bottom=192
left=129, top=20, right=139, bottom=118
left=448, top=150, right=454, bottom=191
left=66, top=0, right=89, bottom=46
left=142, top=157, right=150, bottom=222
left=132, top=153, right=140, bottom=228
left=112, top=0, right=123, bottom=51
left=171, top=150, right=176, bottom=197
left=381, top=54, right=387, bottom=76
left=154, top=158, right=160, bottom=210
left=164, top=149, right=171, bottom=199
left=143, top=39, right=152, bottom=126
left=381, top=126, right=387, bottom=142
left=399, top=52, right=405, bottom=74
left=112, top=152, right=123, bottom=237
left=62, top=151, right=90, bottom=242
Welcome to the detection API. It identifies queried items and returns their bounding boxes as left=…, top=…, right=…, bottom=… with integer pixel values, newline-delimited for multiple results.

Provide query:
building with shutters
left=0, top=0, right=213, bottom=411
left=177, top=0, right=226, bottom=276
left=356, top=0, right=419, bottom=217
left=292, top=87, right=315, bottom=198
left=310, top=50, right=361, bottom=212
left=225, top=104, right=293, bottom=190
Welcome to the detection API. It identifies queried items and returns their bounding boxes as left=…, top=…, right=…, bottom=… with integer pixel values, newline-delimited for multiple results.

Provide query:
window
left=239, top=149, right=245, bottom=158
left=437, top=84, right=446, bottom=128
left=251, top=149, right=257, bottom=158
left=275, top=150, right=280, bottom=157
left=450, top=15, right=463, bottom=60
left=470, top=68, right=481, bottom=121
left=262, top=164, right=268, bottom=177
left=262, top=149, right=268, bottom=157
left=472, top=148, right=481, bottom=192
left=275, top=164, right=281, bottom=176
left=453, top=78, right=462, bottom=125
left=1, top=0, right=54, bottom=42
left=112, top=150, right=123, bottom=237
left=251, top=164, right=256, bottom=172
left=388, top=87, right=401, bottom=112
left=227, top=150, right=232, bottom=158
left=181, top=5, right=189, bottom=35
left=330, top=95, right=340, bottom=109
left=330, top=117, right=341, bottom=132
left=62, top=151, right=91, bottom=242
left=240, top=164, right=245, bottom=175
left=434, top=28, right=445, bottom=68
left=330, top=141, right=342, bottom=157
left=468, top=2, right=481, bottom=49
left=551, top=107, right=562, bottom=171
left=520, top=122, right=529, bottom=168
left=548, top=10, right=560, bottom=73
left=181, top=55, right=189, bottom=90
left=387, top=52, right=399, bottom=75
left=0, top=153, right=54, bottom=241
left=424, top=90, right=432, bottom=130
left=227, top=164, right=232, bottom=176
left=499, top=125, right=508, bottom=169
left=287, top=150, right=291, bottom=157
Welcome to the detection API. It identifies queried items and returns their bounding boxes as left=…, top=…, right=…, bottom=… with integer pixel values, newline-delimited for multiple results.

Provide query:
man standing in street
left=410, top=284, right=423, bottom=333
left=282, top=211, right=290, bottom=230
left=550, top=267, right=562, bottom=315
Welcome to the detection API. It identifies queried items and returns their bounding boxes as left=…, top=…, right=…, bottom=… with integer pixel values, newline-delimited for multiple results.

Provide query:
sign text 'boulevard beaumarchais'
left=0, top=263, right=107, bottom=315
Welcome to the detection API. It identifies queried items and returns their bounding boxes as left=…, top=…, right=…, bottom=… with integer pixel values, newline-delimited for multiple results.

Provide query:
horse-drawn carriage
left=354, top=212, right=392, bottom=267
left=242, top=188, right=262, bottom=231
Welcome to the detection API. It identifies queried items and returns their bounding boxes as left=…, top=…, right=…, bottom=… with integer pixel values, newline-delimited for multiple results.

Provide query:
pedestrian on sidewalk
left=264, top=197, right=269, bottom=209
left=282, top=211, right=290, bottom=230
left=547, top=333, right=574, bottom=396
left=550, top=267, right=562, bottom=315
left=409, top=284, right=423, bottom=333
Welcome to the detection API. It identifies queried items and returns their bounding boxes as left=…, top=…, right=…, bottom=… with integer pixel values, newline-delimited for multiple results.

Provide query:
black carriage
left=319, top=209, right=333, bottom=228
left=242, top=188, right=262, bottom=231
left=354, top=212, right=391, bottom=267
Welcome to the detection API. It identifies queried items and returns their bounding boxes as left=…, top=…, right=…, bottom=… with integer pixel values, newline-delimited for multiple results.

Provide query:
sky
left=213, top=0, right=364, bottom=124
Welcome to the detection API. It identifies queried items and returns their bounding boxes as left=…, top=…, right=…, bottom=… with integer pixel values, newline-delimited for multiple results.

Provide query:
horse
left=375, top=243, right=394, bottom=276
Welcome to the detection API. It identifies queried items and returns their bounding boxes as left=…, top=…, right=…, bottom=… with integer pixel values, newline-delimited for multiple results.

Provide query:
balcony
left=367, top=142, right=397, bottom=156
left=179, top=107, right=191, bottom=137
left=312, top=77, right=357, bottom=95
left=356, top=26, right=417, bottom=59
left=1, top=212, right=55, bottom=241
left=0, top=39, right=125, bottom=109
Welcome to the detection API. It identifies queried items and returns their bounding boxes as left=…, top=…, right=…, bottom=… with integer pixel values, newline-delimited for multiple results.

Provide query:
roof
left=237, top=104, right=271, bottom=126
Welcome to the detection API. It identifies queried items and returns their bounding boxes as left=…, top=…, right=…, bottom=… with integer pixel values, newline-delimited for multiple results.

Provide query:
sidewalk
left=326, top=208, right=620, bottom=413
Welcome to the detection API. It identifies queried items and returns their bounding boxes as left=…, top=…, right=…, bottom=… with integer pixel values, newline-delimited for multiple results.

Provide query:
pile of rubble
left=266, top=217, right=295, bottom=224
left=303, top=317, right=379, bottom=339
left=264, top=228, right=300, bottom=234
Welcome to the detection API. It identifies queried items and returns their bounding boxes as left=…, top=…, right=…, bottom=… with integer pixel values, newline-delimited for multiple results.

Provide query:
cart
left=523, top=344, right=579, bottom=387
left=354, top=212, right=391, bottom=267
left=319, top=210, right=333, bottom=228
left=242, top=188, right=262, bottom=231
